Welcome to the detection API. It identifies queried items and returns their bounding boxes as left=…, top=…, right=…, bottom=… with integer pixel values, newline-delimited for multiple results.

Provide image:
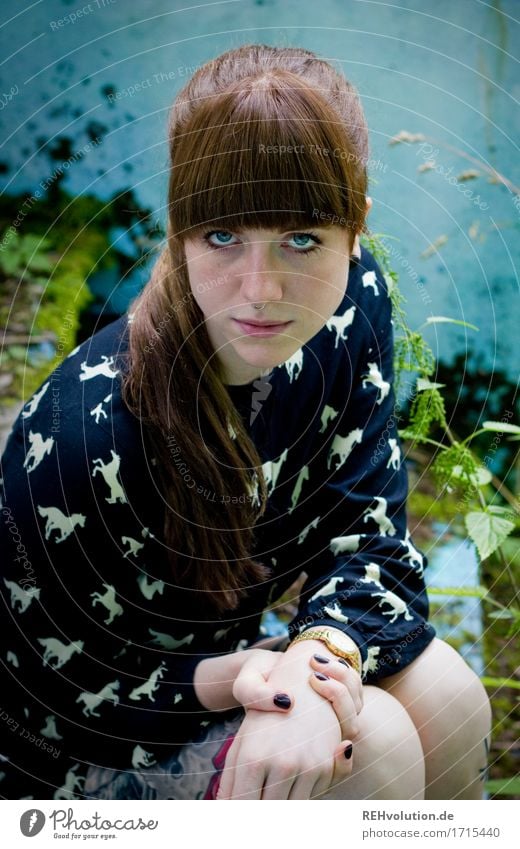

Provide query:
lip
left=232, top=318, right=292, bottom=337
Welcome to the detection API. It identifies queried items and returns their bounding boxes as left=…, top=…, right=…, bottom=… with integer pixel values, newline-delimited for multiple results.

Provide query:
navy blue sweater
left=0, top=246, right=434, bottom=798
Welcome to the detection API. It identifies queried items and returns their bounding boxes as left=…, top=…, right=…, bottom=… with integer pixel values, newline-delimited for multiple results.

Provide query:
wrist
left=288, top=626, right=362, bottom=675
left=194, top=647, right=269, bottom=712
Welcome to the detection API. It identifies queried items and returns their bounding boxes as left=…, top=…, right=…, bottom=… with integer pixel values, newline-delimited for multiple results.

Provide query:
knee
left=424, top=641, right=491, bottom=742
left=353, top=687, right=425, bottom=799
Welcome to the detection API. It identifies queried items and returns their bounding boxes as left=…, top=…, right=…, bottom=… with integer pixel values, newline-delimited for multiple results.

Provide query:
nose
left=238, top=240, right=284, bottom=306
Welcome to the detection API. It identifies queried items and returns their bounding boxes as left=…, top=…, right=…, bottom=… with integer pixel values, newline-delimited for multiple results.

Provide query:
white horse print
left=129, top=661, right=168, bottom=703
left=76, top=680, right=120, bottom=718
left=121, top=536, right=144, bottom=559
left=326, top=306, right=356, bottom=348
left=329, top=534, right=362, bottom=556
left=283, top=348, right=304, bottom=382
left=132, top=745, right=156, bottom=769
left=90, top=393, right=113, bottom=425
left=23, top=430, right=54, bottom=473
left=362, top=270, right=379, bottom=296
left=362, top=645, right=381, bottom=676
left=323, top=601, right=350, bottom=624
left=289, top=465, right=309, bottom=513
left=40, top=715, right=63, bottom=741
left=37, top=637, right=84, bottom=669
left=363, top=497, right=396, bottom=536
left=53, top=765, right=85, bottom=800
left=309, top=575, right=344, bottom=602
left=137, top=574, right=165, bottom=600
left=90, top=583, right=124, bottom=625
left=360, top=562, right=385, bottom=589
left=386, top=437, right=402, bottom=470
left=298, top=515, right=320, bottom=544
left=361, top=362, right=390, bottom=405
left=320, top=404, right=339, bottom=433
left=92, top=450, right=127, bottom=504
left=79, top=355, right=119, bottom=382
left=371, top=589, right=414, bottom=624
left=262, top=448, right=288, bottom=497
left=3, top=579, right=40, bottom=613
left=401, top=529, right=425, bottom=577
left=327, top=428, right=363, bottom=471
left=37, top=505, right=86, bottom=543
left=21, top=382, right=50, bottom=419
left=148, top=629, right=194, bottom=650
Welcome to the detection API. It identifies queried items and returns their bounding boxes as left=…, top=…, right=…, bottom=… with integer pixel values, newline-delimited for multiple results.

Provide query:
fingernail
left=313, top=654, right=330, bottom=664
left=314, top=671, right=329, bottom=681
left=344, top=743, right=353, bottom=760
left=273, top=693, right=291, bottom=709
left=337, top=658, right=350, bottom=667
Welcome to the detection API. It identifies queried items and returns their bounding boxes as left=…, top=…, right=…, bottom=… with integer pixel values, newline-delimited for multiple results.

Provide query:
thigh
left=319, top=684, right=425, bottom=800
left=83, top=711, right=245, bottom=800
left=377, top=638, right=492, bottom=799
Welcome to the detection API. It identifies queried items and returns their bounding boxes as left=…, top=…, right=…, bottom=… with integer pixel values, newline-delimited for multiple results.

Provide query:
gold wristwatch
left=289, top=627, right=362, bottom=675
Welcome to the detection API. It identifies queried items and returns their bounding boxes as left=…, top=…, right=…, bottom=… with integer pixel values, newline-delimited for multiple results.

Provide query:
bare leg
left=319, top=685, right=425, bottom=799
left=377, top=638, right=492, bottom=799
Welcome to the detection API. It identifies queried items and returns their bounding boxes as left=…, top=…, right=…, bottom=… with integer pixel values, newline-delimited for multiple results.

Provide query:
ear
left=365, top=196, right=373, bottom=216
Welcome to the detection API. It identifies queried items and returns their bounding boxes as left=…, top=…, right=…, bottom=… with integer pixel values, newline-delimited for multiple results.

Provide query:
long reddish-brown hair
left=122, top=43, right=369, bottom=613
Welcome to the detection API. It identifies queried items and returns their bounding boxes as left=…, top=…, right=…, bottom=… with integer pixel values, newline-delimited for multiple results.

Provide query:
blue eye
left=205, top=230, right=236, bottom=248
left=289, top=232, right=322, bottom=253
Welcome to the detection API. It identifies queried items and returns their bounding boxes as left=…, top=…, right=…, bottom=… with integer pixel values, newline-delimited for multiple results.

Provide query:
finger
left=215, top=735, right=240, bottom=800
left=311, top=740, right=354, bottom=797
left=309, top=654, right=363, bottom=714
left=233, top=656, right=294, bottom=714
left=331, top=739, right=354, bottom=787
left=308, top=671, right=360, bottom=740
left=261, top=770, right=296, bottom=800
left=227, top=759, right=265, bottom=800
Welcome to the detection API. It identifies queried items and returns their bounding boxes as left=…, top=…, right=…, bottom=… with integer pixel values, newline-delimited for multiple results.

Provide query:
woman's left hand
left=308, top=653, right=364, bottom=718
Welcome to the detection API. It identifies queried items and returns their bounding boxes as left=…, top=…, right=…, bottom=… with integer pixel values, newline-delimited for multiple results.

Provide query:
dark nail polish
left=313, top=654, right=330, bottom=664
left=337, top=658, right=350, bottom=667
left=314, top=671, right=329, bottom=681
left=344, top=744, right=353, bottom=760
left=273, top=693, right=291, bottom=709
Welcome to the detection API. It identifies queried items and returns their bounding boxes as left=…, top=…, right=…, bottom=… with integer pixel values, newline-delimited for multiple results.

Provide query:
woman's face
left=184, top=224, right=352, bottom=385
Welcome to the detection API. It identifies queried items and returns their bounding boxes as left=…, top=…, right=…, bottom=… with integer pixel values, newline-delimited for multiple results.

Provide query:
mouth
left=232, top=318, right=293, bottom=337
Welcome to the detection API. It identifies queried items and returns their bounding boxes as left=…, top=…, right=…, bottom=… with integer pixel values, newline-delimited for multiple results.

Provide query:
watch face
left=328, top=630, right=354, bottom=653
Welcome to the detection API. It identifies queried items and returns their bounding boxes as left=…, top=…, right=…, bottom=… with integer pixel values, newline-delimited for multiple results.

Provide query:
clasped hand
left=217, top=643, right=363, bottom=800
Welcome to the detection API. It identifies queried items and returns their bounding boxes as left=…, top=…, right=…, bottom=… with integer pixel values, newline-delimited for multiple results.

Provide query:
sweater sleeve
left=0, top=345, right=231, bottom=787
left=286, top=254, right=435, bottom=682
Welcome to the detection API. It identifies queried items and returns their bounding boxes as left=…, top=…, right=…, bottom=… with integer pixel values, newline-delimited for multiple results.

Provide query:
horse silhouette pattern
left=0, top=245, right=433, bottom=799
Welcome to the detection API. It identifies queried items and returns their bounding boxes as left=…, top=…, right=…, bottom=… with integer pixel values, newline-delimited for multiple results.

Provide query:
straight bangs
left=168, top=71, right=367, bottom=243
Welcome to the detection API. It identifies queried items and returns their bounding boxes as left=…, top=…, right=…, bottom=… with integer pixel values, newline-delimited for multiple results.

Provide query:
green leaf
left=487, top=610, right=515, bottom=620
left=423, top=315, right=479, bottom=331
left=427, top=585, right=488, bottom=598
left=486, top=778, right=520, bottom=796
left=416, top=378, right=446, bottom=392
left=480, top=676, right=520, bottom=691
left=450, top=463, right=492, bottom=487
left=482, top=420, right=520, bottom=435
left=466, top=510, right=516, bottom=560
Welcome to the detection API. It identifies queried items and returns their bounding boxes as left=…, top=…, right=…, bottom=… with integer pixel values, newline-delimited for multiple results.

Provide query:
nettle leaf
left=482, top=420, right=520, bottom=436
left=416, top=378, right=446, bottom=392
left=423, top=315, right=480, bottom=332
left=450, top=463, right=492, bottom=487
left=466, top=510, right=516, bottom=561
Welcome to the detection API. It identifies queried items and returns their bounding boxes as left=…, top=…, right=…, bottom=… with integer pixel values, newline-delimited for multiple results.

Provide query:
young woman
left=0, top=43, right=490, bottom=801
